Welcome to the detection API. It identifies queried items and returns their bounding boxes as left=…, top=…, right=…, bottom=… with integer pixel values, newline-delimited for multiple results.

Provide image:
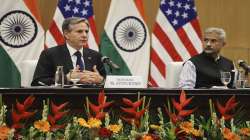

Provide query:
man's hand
left=79, top=65, right=104, bottom=84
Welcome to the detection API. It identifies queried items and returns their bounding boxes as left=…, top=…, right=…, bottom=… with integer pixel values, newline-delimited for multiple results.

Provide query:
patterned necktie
left=74, top=51, right=84, bottom=71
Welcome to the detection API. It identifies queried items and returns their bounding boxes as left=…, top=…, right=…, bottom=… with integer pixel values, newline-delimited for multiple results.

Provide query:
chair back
left=20, top=60, right=38, bottom=87
left=165, top=62, right=183, bottom=88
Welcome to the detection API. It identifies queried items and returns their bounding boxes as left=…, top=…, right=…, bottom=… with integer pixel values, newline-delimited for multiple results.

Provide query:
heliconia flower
left=51, top=101, right=68, bottom=115
left=19, top=111, right=36, bottom=119
left=11, top=96, right=36, bottom=129
left=216, top=96, right=238, bottom=120
left=164, top=107, right=179, bottom=124
left=95, top=112, right=106, bottom=120
left=120, top=117, right=140, bottom=127
left=11, top=109, right=21, bottom=123
left=11, top=123, right=23, bottom=129
left=15, top=96, right=35, bottom=113
left=121, top=97, right=148, bottom=127
left=122, top=98, right=143, bottom=108
left=48, top=101, right=68, bottom=131
left=47, top=115, right=66, bottom=131
left=87, top=90, right=113, bottom=120
left=165, top=90, right=196, bottom=124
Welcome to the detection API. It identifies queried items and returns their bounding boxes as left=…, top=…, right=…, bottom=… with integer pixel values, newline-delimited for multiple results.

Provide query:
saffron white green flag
left=0, top=0, right=44, bottom=87
left=100, top=0, right=150, bottom=87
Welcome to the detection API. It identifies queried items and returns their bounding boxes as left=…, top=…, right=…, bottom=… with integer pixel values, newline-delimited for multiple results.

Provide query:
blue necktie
left=74, top=51, right=84, bottom=71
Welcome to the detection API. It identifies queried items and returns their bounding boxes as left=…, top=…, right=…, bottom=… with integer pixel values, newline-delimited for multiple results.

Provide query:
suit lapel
left=82, top=48, right=93, bottom=71
left=62, top=45, right=73, bottom=72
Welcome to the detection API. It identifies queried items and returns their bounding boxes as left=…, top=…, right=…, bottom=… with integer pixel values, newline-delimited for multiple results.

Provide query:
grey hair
left=62, top=17, right=89, bottom=32
left=204, top=27, right=226, bottom=41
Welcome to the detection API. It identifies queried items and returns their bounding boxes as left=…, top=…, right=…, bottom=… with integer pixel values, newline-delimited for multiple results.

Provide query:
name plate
left=104, top=76, right=146, bottom=88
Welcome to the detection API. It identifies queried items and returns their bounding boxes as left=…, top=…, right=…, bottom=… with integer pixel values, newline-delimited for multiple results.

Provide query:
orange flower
left=77, top=118, right=89, bottom=128
left=179, top=121, right=193, bottom=134
left=190, top=129, right=202, bottom=137
left=107, top=124, right=122, bottom=133
left=239, top=128, right=250, bottom=136
left=87, top=118, right=102, bottom=128
left=0, top=126, right=11, bottom=140
left=34, top=120, right=51, bottom=132
left=141, top=135, right=154, bottom=140
left=179, top=121, right=202, bottom=137
left=223, top=128, right=240, bottom=140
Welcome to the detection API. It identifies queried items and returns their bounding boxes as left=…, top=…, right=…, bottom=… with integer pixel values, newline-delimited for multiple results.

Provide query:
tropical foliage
left=0, top=90, right=249, bottom=140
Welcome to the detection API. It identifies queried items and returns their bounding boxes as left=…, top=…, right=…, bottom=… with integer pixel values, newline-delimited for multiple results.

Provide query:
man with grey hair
left=32, top=17, right=106, bottom=86
left=178, top=27, right=234, bottom=88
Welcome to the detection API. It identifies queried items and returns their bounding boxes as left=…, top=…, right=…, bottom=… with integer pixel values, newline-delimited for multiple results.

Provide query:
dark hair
left=62, top=17, right=89, bottom=33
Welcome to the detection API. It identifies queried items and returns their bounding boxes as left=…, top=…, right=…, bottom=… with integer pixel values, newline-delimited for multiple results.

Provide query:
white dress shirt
left=178, top=60, right=196, bottom=88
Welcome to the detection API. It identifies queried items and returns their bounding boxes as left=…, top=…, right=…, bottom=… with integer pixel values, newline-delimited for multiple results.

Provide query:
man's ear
left=223, top=42, right=226, bottom=47
left=64, top=31, right=69, bottom=40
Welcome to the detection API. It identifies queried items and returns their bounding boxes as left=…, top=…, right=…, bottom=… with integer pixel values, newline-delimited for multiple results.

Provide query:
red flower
left=121, top=97, right=148, bottom=128
left=98, top=127, right=112, bottom=138
left=216, top=96, right=238, bottom=120
left=165, top=90, right=197, bottom=124
left=47, top=101, right=68, bottom=131
left=15, top=96, right=35, bottom=113
left=87, top=90, right=113, bottom=120
left=11, top=95, right=36, bottom=129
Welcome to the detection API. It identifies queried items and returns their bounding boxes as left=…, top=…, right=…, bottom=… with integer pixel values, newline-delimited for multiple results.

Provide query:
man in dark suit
left=31, top=17, right=105, bottom=86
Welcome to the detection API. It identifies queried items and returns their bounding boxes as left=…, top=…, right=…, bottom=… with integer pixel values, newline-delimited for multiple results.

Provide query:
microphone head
left=101, top=56, right=109, bottom=63
left=238, top=59, right=244, bottom=64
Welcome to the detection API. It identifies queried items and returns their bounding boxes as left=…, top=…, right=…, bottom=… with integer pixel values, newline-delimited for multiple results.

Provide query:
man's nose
left=83, top=32, right=87, bottom=37
left=206, top=40, right=211, bottom=47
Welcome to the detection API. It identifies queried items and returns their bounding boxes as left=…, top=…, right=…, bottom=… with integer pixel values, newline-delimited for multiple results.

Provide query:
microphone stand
left=104, top=63, right=113, bottom=75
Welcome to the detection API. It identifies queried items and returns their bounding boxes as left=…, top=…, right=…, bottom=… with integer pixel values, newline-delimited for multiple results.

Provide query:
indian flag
left=100, top=0, right=150, bottom=87
left=0, top=0, right=44, bottom=87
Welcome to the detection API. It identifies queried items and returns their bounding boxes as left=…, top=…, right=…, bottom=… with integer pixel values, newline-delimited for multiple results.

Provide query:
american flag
left=149, top=0, right=203, bottom=87
left=45, top=0, right=99, bottom=51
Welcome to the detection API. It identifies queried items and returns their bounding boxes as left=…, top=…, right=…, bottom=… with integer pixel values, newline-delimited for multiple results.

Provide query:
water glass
left=220, top=71, right=231, bottom=88
left=55, top=66, right=64, bottom=87
left=236, top=70, right=247, bottom=88
left=69, top=69, right=81, bottom=88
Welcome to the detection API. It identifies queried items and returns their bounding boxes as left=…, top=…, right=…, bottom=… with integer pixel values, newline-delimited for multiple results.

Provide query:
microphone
left=101, top=56, right=120, bottom=69
left=238, top=60, right=250, bottom=72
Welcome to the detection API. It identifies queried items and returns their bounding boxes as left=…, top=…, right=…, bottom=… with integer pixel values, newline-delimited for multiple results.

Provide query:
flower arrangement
left=0, top=90, right=249, bottom=140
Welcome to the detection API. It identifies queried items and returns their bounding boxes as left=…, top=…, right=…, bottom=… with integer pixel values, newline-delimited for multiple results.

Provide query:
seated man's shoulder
left=83, top=48, right=102, bottom=56
left=44, top=45, right=66, bottom=54
left=189, top=53, right=201, bottom=61
left=220, top=56, right=233, bottom=64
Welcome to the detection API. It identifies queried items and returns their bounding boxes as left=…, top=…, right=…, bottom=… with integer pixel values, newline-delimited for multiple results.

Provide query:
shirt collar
left=66, top=43, right=83, bottom=56
left=215, top=55, right=220, bottom=61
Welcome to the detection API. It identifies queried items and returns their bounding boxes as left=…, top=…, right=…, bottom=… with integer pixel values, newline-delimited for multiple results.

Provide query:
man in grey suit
left=31, top=17, right=105, bottom=86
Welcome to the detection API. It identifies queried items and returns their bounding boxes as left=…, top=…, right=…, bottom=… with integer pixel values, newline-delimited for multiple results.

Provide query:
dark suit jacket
left=31, top=44, right=106, bottom=86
